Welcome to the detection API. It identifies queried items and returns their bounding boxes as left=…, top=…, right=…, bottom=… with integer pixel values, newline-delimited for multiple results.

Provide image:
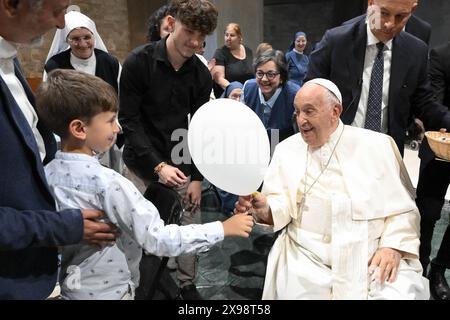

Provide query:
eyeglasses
left=67, top=35, right=93, bottom=44
left=255, top=71, right=280, bottom=80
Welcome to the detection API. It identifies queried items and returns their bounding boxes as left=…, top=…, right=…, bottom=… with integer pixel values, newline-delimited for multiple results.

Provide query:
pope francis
left=235, top=78, right=429, bottom=300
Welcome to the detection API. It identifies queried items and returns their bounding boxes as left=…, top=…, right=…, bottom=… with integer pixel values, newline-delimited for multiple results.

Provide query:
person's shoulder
left=431, top=42, right=450, bottom=57
left=396, top=31, right=428, bottom=51
left=345, top=125, right=390, bottom=146
left=128, top=43, right=155, bottom=59
left=284, top=80, right=300, bottom=93
left=243, top=78, right=258, bottom=91
left=285, top=50, right=296, bottom=57
left=326, top=17, right=362, bottom=39
left=341, top=14, right=365, bottom=26
left=244, top=45, right=253, bottom=54
left=123, top=43, right=154, bottom=67
left=46, top=49, right=70, bottom=66
left=94, top=49, right=120, bottom=67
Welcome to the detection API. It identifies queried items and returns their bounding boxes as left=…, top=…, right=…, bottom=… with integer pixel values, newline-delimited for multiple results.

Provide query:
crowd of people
left=0, top=0, right=449, bottom=300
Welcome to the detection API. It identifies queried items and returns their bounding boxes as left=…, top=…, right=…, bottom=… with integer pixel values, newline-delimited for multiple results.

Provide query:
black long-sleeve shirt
left=119, top=37, right=212, bottom=181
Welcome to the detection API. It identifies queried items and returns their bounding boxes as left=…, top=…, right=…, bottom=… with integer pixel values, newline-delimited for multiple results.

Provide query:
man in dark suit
left=306, top=0, right=450, bottom=155
left=0, top=0, right=116, bottom=299
left=416, top=42, right=450, bottom=300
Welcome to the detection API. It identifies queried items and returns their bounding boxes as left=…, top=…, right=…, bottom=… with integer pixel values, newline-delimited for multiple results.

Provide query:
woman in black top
left=211, top=23, right=253, bottom=98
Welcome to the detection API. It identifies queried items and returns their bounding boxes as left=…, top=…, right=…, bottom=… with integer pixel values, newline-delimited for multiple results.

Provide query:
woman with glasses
left=286, top=31, right=309, bottom=87
left=242, top=50, right=300, bottom=145
left=43, top=10, right=123, bottom=173
left=211, top=23, right=254, bottom=98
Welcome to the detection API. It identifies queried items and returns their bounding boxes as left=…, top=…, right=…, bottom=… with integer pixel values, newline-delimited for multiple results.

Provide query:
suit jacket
left=0, top=59, right=83, bottom=299
left=419, top=42, right=450, bottom=167
left=306, top=18, right=450, bottom=155
left=343, top=14, right=431, bottom=45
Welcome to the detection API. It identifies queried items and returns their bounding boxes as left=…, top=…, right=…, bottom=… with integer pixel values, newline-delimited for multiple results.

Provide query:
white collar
left=55, top=150, right=100, bottom=164
left=0, top=36, right=18, bottom=60
left=258, top=86, right=282, bottom=108
left=293, top=48, right=304, bottom=55
left=313, top=120, right=344, bottom=152
left=70, top=51, right=96, bottom=67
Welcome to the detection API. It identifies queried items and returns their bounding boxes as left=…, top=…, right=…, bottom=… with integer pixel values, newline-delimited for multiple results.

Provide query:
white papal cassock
left=261, top=121, right=429, bottom=300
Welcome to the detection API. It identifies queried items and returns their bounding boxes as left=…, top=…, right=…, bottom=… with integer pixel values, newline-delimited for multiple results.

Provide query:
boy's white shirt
left=45, top=151, right=223, bottom=300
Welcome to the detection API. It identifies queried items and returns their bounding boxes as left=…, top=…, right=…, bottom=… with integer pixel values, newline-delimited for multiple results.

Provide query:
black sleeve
left=305, top=30, right=332, bottom=82
left=119, top=50, right=164, bottom=171
left=0, top=208, right=83, bottom=250
left=429, top=48, right=447, bottom=105
left=411, top=48, right=450, bottom=131
left=189, top=67, right=212, bottom=181
left=213, top=47, right=226, bottom=66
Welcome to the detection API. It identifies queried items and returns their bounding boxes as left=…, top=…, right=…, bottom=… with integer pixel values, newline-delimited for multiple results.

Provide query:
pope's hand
left=368, top=247, right=402, bottom=284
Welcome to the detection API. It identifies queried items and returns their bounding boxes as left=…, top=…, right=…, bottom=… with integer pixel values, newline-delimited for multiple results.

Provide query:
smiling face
left=67, top=27, right=95, bottom=59
left=83, top=111, right=120, bottom=154
left=255, top=61, right=281, bottom=100
left=368, top=0, right=416, bottom=43
left=295, top=84, right=341, bottom=149
left=295, top=35, right=307, bottom=52
left=170, top=20, right=205, bottom=60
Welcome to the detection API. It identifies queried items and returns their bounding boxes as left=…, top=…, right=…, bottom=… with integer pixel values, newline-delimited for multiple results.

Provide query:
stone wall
left=18, top=0, right=130, bottom=80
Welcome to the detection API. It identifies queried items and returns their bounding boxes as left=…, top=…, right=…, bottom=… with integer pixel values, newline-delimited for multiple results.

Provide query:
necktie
left=364, top=42, right=384, bottom=132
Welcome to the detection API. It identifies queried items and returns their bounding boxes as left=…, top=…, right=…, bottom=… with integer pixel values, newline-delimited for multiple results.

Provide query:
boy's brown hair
left=171, top=0, right=218, bottom=36
left=36, top=69, right=118, bottom=138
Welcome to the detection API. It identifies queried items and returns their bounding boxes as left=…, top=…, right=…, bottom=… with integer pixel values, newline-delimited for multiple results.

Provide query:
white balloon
left=188, top=98, right=270, bottom=196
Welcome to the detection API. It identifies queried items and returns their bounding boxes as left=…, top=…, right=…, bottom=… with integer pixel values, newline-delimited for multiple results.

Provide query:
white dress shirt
left=352, top=24, right=392, bottom=133
left=0, top=36, right=46, bottom=160
left=45, top=151, right=224, bottom=300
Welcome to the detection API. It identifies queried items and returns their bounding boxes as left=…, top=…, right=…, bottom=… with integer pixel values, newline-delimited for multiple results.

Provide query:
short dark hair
left=171, top=0, right=218, bottom=36
left=254, top=49, right=289, bottom=85
left=36, top=69, right=118, bottom=138
left=146, top=3, right=177, bottom=42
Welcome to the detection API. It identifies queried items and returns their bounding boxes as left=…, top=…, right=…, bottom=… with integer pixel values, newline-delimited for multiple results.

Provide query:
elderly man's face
left=368, top=0, right=416, bottom=43
left=11, top=0, right=69, bottom=45
left=295, top=84, right=341, bottom=149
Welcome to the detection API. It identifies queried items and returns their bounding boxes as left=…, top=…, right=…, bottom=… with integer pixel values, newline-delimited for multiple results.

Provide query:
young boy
left=35, top=69, right=254, bottom=300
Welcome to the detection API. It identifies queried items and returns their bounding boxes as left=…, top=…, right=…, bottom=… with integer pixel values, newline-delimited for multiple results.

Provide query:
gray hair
left=322, top=89, right=341, bottom=110
left=253, top=49, right=288, bottom=84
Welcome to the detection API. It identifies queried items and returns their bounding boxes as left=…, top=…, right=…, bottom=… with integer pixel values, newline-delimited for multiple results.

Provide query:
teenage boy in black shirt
left=119, top=0, right=218, bottom=300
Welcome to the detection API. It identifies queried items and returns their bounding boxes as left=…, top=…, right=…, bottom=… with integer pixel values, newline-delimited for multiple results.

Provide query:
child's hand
left=233, top=195, right=252, bottom=215
left=222, top=214, right=254, bottom=238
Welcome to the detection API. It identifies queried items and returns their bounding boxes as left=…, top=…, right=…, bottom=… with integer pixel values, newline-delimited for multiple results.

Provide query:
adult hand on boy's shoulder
left=81, top=209, right=118, bottom=247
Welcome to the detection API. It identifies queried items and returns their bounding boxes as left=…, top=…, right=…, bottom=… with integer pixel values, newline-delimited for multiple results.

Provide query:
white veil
left=43, top=9, right=109, bottom=80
